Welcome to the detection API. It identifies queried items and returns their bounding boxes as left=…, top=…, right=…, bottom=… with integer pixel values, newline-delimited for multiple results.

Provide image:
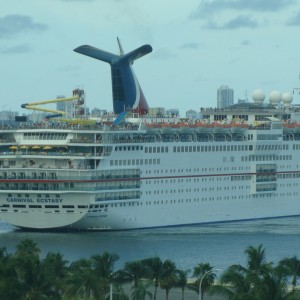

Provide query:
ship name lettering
left=37, top=198, right=63, bottom=204
left=6, top=198, right=34, bottom=203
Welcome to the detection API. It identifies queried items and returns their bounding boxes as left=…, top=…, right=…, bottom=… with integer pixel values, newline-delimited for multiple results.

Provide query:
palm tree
left=244, top=244, right=269, bottom=274
left=131, top=280, right=153, bottom=300
left=175, top=269, right=190, bottom=300
left=279, top=256, right=300, bottom=290
left=116, top=260, right=147, bottom=288
left=112, top=284, right=130, bottom=300
left=90, top=251, right=119, bottom=299
left=14, top=239, right=41, bottom=258
left=255, top=265, right=290, bottom=300
left=192, top=262, right=216, bottom=300
left=0, top=247, right=22, bottom=300
left=142, top=256, right=163, bottom=300
left=211, top=264, right=254, bottom=300
left=42, top=252, right=69, bottom=299
left=65, top=258, right=94, bottom=299
left=211, top=245, right=294, bottom=300
left=159, top=259, right=177, bottom=300
left=13, top=239, right=56, bottom=300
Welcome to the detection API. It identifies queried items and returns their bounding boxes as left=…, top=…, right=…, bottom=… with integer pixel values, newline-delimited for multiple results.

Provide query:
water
left=1, top=217, right=300, bottom=271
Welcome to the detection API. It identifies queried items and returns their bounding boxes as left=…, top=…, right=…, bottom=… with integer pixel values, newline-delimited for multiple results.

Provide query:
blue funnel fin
left=74, top=45, right=117, bottom=64
left=74, top=42, right=152, bottom=115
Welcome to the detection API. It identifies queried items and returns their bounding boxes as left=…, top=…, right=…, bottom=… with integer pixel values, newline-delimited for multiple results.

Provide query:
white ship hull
left=1, top=116, right=300, bottom=230
left=1, top=42, right=300, bottom=231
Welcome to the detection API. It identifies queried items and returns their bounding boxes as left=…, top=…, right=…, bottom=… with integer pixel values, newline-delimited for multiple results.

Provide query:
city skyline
left=1, top=1, right=300, bottom=115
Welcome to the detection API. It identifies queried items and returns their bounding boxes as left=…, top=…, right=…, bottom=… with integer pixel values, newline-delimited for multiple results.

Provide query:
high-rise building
left=56, top=96, right=74, bottom=119
left=217, top=85, right=234, bottom=108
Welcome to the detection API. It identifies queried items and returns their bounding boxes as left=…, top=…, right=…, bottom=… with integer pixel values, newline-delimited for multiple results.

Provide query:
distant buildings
left=149, top=107, right=165, bottom=117
left=166, top=109, right=179, bottom=117
left=217, top=85, right=234, bottom=108
left=186, top=109, right=201, bottom=120
left=56, top=96, right=74, bottom=119
left=0, top=110, right=18, bottom=121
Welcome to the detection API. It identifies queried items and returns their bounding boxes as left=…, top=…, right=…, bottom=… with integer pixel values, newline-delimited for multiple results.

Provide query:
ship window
left=13, top=204, right=26, bottom=208
left=29, top=205, right=42, bottom=208
left=45, top=205, right=59, bottom=209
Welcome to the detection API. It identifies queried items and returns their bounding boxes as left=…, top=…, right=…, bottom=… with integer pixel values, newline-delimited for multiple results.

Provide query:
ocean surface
left=1, top=217, right=300, bottom=272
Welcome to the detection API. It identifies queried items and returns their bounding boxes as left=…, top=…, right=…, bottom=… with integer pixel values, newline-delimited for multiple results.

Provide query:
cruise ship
left=1, top=42, right=300, bottom=230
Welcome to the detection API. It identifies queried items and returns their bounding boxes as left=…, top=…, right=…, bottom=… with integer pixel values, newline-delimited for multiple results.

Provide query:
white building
left=217, top=85, right=234, bottom=108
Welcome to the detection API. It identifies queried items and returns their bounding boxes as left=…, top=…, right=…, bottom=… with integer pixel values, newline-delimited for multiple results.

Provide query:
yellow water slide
left=21, top=95, right=80, bottom=115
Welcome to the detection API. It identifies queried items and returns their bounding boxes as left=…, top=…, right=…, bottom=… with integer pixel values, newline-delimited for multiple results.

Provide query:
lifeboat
left=160, top=123, right=177, bottom=134
left=145, top=124, right=161, bottom=134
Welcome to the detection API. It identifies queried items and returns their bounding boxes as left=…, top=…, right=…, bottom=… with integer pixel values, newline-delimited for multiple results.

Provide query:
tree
left=116, top=260, right=147, bottom=288
left=142, top=256, right=164, bottom=300
left=159, top=259, right=178, bottom=300
left=211, top=245, right=294, bottom=300
left=13, top=239, right=54, bottom=300
left=192, top=263, right=216, bottom=300
left=175, top=269, right=190, bottom=300
left=211, top=264, right=254, bottom=300
left=279, top=256, right=300, bottom=290
left=0, top=247, right=22, bottom=300
left=65, top=258, right=94, bottom=299
left=42, top=252, right=69, bottom=299
left=90, top=251, right=119, bottom=299
left=131, top=280, right=152, bottom=300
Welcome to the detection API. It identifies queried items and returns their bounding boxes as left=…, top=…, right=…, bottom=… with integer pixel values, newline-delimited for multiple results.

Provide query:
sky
left=1, top=0, right=300, bottom=116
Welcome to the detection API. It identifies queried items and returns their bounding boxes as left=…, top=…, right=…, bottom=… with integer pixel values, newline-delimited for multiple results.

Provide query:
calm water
left=1, top=217, right=300, bottom=271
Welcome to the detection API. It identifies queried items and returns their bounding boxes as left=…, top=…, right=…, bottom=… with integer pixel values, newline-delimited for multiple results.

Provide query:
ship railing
left=0, top=123, right=141, bottom=131
left=0, top=139, right=16, bottom=143
left=0, top=151, right=108, bottom=158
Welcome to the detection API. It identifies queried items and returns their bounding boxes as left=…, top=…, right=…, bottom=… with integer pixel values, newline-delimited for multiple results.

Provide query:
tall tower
left=217, top=85, right=234, bottom=108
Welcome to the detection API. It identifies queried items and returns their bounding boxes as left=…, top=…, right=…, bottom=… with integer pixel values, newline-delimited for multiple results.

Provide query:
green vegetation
left=1, top=240, right=300, bottom=299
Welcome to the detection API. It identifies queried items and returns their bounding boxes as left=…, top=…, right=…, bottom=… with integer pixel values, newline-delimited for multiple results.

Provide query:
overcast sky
left=1, top=0, right=300, bottom=115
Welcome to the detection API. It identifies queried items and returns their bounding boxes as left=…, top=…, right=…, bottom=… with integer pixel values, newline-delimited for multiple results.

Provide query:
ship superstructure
left=1, top=42, right=300, bottom=230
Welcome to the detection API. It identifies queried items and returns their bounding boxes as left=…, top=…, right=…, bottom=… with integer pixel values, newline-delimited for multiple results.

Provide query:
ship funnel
left=74, top=41, right=152, bottom=115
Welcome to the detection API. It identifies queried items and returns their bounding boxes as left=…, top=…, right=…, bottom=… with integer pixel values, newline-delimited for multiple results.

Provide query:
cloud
left=151, top=48, right=175, bottom=60
left=192, top=0, right=295, bottom=18
left=179, top=42, right=199, bottom=50
left=222, top=15, right=258, bottom=29
left=204, top=15, right=258, bottom=30
left=0, top=44, right=31, bottom=54
left=286, top=11, right=300, bottom=26
left=241, top=40, right=251, bottom=46
left=0, top=15, right=48, bottom=39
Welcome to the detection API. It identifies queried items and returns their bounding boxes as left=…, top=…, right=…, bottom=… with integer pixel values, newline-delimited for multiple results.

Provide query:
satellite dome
left=282, top=92, right=293, bottom=104
left=269, top=90, right=282, bottom=104
left=252, top=89, right=265, bottom=104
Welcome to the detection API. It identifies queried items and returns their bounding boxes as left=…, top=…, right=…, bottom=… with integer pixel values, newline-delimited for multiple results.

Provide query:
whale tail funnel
left=74, top=40, right=152, bottom=115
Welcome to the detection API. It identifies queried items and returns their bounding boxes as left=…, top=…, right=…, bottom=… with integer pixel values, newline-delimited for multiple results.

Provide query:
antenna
left=117, top=37, right=124, bottom=56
